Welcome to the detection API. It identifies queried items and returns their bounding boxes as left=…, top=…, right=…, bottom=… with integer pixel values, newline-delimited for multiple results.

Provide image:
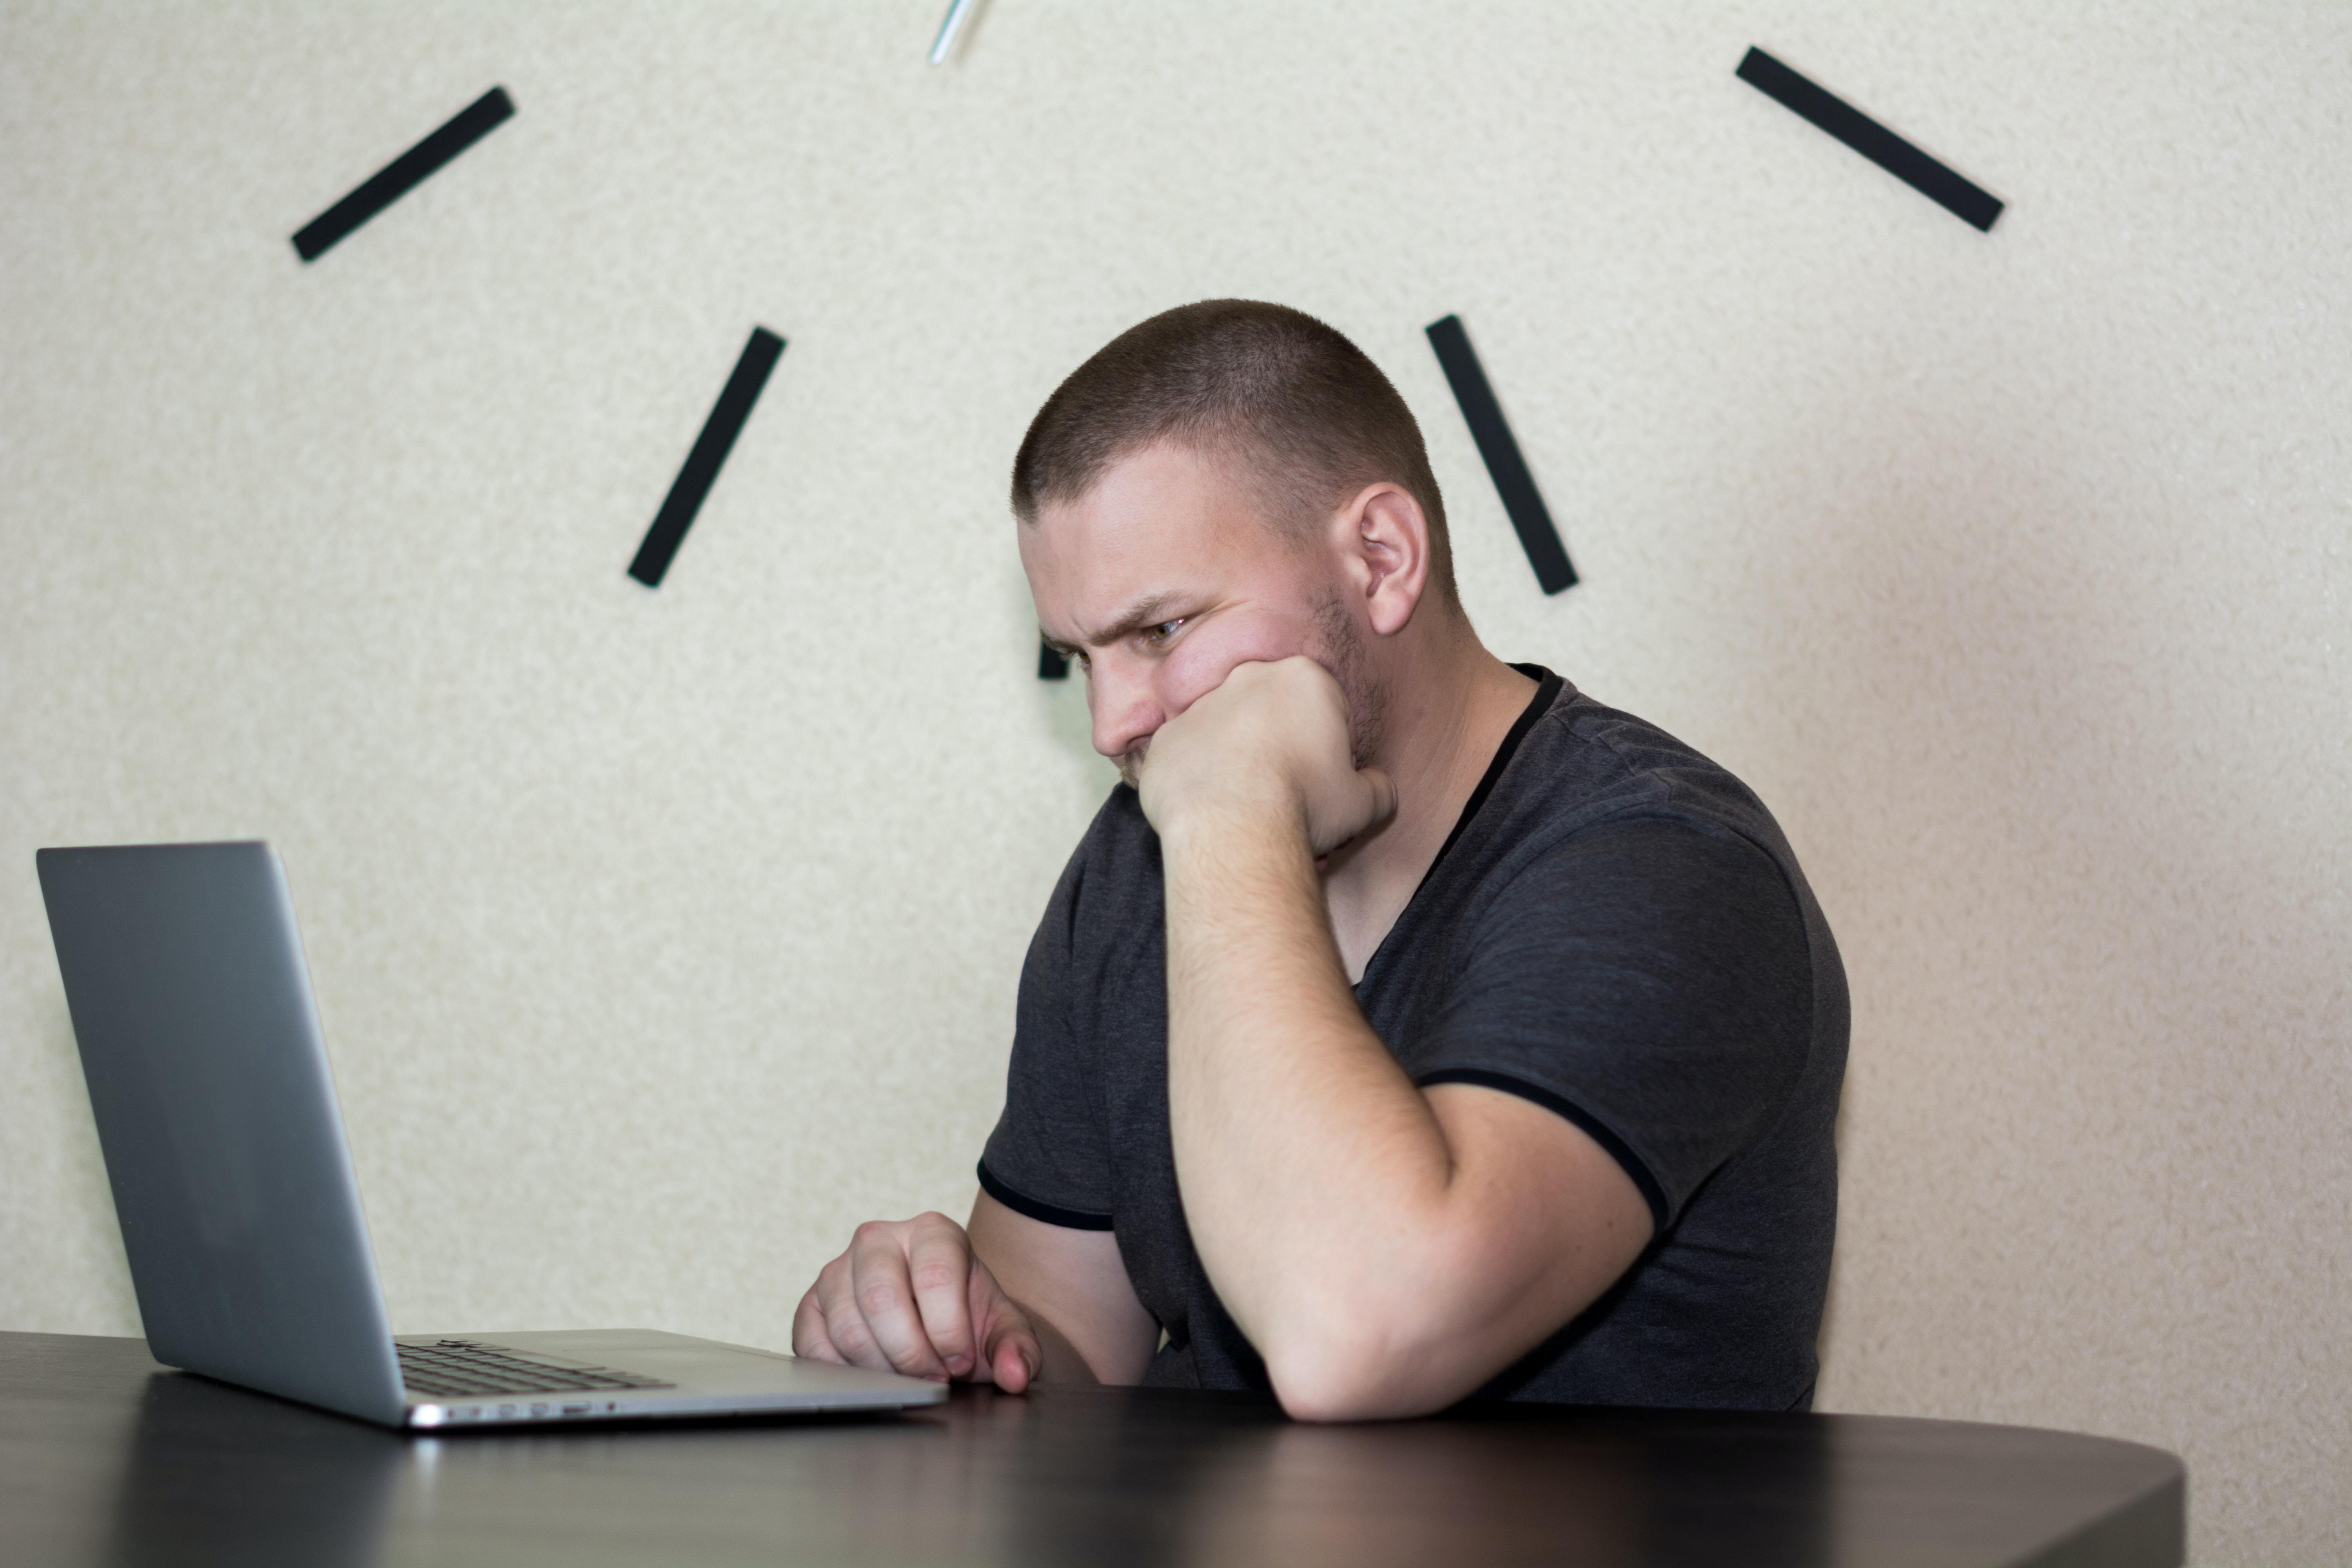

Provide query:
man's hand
left=1134, top=656, right=1397, bottom=856
left=791, top=1212, right=1041, bottom=1389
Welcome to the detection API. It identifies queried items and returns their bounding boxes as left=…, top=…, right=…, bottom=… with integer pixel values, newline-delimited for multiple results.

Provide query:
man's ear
left=1332, top=483, right=1432, bottom=638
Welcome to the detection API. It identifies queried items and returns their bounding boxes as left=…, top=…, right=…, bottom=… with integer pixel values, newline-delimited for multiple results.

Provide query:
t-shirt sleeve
left=977, top=844, right=1116, bottom=1230
left=1414, top=815, right=1815, bottom=1231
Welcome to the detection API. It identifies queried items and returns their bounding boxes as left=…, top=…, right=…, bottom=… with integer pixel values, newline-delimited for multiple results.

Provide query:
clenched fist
left=791, top=1212, right=1043, bottom=1388
left=1135, top=656, right=1396, bottom=857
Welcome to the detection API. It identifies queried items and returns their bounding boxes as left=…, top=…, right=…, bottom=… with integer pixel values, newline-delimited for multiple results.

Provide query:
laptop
left=36, top=840, right=947, bottom=1430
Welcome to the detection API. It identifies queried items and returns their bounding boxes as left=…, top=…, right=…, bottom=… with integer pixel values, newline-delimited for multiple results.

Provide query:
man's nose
left=1087, top=660, right=1163, bottom=762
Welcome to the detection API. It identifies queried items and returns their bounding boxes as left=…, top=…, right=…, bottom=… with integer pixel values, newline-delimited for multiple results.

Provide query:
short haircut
left=1011, top=300, right=1456, bottom=605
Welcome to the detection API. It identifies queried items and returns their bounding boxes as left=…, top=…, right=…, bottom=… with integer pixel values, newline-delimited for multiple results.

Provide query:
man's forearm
left=1160, top=808, right=1462, bottom=1394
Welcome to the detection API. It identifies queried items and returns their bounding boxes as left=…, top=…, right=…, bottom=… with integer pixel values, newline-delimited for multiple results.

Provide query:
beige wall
left=3, top=3, right=2345, bottom=1561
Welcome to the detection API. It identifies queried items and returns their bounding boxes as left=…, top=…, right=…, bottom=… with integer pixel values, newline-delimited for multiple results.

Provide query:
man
left=793, top=300, right=1846, bottom=1420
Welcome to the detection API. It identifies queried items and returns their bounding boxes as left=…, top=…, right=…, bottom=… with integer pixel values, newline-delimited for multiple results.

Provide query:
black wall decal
left=1735, top=48, right=2003, bottom=232
left=629, top=328, right=787, bottom=588
left=292, top=87, right=515, bottom=261
left=1038, top=640, right=1071, bottom=680
left=1425, top=315, right=1577, bottom=595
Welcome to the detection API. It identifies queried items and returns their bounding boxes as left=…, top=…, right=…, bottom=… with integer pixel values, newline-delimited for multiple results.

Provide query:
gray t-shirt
left=980, top=668, right=1848, bottom=1409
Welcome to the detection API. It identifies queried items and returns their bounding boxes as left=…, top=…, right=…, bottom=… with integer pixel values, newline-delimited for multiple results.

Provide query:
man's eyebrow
left=1066, top=591, right=1188, bottom=650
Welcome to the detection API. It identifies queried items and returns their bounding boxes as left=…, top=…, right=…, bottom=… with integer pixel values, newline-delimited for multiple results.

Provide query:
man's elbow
left=1256, top=1309, right=1459, bottom=1423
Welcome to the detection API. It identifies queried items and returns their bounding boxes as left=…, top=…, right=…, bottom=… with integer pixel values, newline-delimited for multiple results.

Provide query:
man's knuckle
left=828, top=1313, right=875, bottom=1358
left=909, top=1258, right=963, bottom=1294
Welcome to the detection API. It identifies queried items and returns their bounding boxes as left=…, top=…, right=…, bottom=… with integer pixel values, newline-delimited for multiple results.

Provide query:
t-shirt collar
left=1356, top=662, right=1566, bottom=992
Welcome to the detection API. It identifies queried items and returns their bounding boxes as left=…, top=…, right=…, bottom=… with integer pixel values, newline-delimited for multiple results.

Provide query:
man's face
left=1022, top=442, right=1378, bottom=786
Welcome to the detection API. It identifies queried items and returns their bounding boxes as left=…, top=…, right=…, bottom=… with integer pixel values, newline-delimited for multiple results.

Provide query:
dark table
left=0, top=1332, right=2180, bottom=1566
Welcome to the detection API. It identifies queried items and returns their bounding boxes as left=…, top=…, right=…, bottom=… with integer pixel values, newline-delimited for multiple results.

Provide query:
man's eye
left=1144, top=619, right=1187, bottom=644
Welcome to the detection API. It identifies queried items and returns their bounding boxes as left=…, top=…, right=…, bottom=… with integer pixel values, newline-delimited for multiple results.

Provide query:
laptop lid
left=38, top=841, right=407, bottom=1425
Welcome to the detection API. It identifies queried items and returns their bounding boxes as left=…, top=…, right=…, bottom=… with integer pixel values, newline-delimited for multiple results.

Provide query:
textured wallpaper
left=2, top=4, right=2345, bottom=1563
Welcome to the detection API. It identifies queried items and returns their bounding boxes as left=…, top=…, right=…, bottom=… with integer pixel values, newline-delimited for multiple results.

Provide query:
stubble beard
left=1313, top=591, right=1387, bottom=773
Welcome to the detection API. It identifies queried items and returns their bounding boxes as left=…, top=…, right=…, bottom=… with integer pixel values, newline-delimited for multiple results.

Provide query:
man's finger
left=982, top=1316, right=1042, bottom=1393
left=847, top=1223, right=951, bottom=1380
left=792, top=1287, right=846, bottom=1365
left=813, top=1256, right=893, bottom=1373
left=970, top=1259, right=1041, bottom=1394
left=904, top=1214, right=979, bottom=1379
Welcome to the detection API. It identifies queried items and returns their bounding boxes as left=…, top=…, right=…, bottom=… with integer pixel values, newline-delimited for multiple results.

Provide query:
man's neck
left=1321, top=639, right=1540, bottom=982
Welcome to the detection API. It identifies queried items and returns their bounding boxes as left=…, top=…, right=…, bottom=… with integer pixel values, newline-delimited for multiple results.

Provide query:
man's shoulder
left=1022, top=785, right=1169, bottom=1038
left=1073, top=781, right=1160, bottom=869
left=1498, top=683, right=1788, bottom=854
left=1042, top=784, right=1164, bottom=933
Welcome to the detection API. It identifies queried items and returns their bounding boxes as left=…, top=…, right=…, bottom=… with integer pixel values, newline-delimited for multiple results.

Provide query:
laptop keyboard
left=397, top=1339, right=677, bottom=1398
